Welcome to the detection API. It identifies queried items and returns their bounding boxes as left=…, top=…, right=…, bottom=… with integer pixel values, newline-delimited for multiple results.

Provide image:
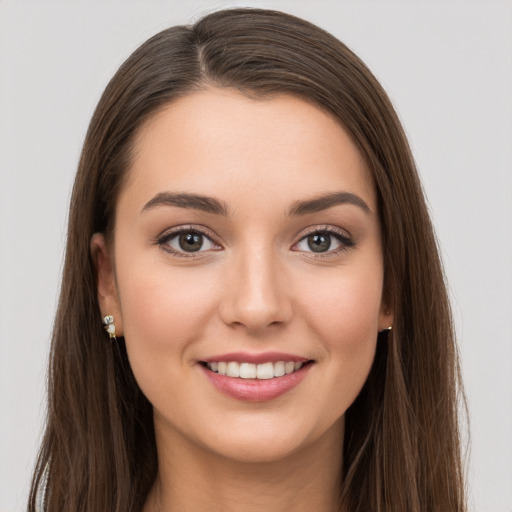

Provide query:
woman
left=28, top=8, right=466, bottom=512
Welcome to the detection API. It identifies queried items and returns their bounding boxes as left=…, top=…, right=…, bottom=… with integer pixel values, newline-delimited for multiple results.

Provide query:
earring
left=380, top=310, right=393, bottom=334
left=103, top=314, right=117, bottom=341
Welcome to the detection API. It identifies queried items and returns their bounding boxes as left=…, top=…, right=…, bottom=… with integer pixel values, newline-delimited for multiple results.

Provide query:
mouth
left=198, top=356, right=315, bottom=402
left=199, top=360, right=313, bottom=379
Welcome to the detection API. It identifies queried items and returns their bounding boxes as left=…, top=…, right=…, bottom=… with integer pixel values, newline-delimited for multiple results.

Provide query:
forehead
left=121, top=88, right=376, bottom=215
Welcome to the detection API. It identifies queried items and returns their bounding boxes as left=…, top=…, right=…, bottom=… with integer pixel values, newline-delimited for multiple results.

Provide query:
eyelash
left=155, top=225, right=355, bottom=259
left=156, top=226, right=220, bottom=259
left=295, top=226, right=355, bottom=259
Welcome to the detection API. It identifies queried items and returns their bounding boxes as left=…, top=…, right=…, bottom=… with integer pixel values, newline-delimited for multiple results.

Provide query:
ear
left=378, top=281, right=394, bottom=332
left=378, top=303, right=394, bottom=333
left=377, top=271, right=394, bottom=332
left=90, top=233, right=123, bottom=336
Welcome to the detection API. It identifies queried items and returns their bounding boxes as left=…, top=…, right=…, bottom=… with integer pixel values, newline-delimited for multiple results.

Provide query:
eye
left=157, top=227, right=220, bottom=257
left=293, top=227, right=354, bottom=256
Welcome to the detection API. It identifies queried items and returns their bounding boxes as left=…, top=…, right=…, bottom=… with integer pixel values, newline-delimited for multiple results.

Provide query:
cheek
left=295, top=254, right=383, bottom=381
left=116, top=255, right=220, bottom=359
left=296, top=267, right=382, bottom=420
left=303, top=270, right=382, bottom=340
left=115, top=257, right=225, bottom=411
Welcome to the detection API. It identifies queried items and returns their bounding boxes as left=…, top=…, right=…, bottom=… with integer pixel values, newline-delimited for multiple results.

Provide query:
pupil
left=308, top=233, right=330, bottom=252
left=179, top=232, right=202, bottom=252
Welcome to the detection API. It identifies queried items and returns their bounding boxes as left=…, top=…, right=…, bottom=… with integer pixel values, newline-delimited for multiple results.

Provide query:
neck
left=144, top=418, right=345, bottom=512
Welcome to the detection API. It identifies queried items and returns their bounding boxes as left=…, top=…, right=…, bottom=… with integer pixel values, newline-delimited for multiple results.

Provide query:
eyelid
left=156, top=224, right=217, bottom=239
left=297, top=224, right=352, bottom=241
left=155, top=225, right=222, bottom=258
left=292, top=225, right=355, bottom=257
left=155, top=224, right=355, bottom=259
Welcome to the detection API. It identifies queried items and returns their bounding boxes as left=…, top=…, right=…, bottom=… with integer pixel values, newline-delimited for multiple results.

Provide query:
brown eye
left=307, top=233, right=331, bottom=252
left=158, top=227, right=219, bottom=257
left=294, top=228, right=355, bottom=257
left=178, top=232, right=204, bottom=252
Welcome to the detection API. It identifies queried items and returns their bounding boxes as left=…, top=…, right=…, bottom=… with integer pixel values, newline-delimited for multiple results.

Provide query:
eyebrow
left=142, top=192, right=230, bottom=216
left=141, top=191, right=371, bottom=216
left=287, top=191, right=371, bottom=216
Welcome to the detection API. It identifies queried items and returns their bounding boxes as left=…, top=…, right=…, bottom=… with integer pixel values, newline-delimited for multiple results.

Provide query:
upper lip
left=200, top=352, right=311, bottom=364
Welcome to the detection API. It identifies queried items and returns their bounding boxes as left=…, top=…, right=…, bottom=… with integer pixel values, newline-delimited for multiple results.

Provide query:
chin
left=188, top=412, right=345, bottom=465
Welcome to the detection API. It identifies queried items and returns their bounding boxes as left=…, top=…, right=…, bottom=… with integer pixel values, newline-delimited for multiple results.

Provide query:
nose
left=219, top=244, right=293, bottom=334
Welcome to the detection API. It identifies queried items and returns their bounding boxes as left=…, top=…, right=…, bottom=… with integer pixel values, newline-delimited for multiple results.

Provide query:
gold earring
left=382, top=311, right=392, bottom=333
left=103, top=314, right=117, bottom=341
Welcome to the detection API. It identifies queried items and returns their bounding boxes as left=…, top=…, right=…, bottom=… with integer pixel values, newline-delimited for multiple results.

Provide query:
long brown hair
left=29, top=8, right=466, bottom=512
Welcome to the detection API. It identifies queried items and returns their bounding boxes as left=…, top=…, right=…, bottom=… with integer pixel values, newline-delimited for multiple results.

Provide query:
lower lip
left=199, top=363, right=313, bottom=402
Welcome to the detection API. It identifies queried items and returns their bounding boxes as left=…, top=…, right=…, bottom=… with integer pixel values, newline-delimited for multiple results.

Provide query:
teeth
left=257, top=362, right=274, bottom=380
left=217, top=362, right=227, bottom=375
left=274, top=361, right=285, bottom=377
left=240, top=362, right=257, bottom=379
left=226, top=362, right=240, bottom=378
left=205, top=360, right=305, bottom=379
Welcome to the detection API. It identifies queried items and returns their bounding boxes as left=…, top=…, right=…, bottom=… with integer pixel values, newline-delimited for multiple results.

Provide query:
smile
left=199, top=355, right=314, bottom=402
left=204, top=361, right=305, bottom=379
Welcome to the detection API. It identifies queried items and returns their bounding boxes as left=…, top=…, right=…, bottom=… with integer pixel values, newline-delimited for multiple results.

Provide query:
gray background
left=1, top=1, right=511, bottom=511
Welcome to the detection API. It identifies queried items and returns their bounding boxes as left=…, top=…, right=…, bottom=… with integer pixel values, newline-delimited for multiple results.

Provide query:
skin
left=92, top=88, right=393, bottom=512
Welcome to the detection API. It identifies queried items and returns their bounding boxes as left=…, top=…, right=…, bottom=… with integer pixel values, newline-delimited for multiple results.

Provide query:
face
left=93, top=88, right=392, bottom=464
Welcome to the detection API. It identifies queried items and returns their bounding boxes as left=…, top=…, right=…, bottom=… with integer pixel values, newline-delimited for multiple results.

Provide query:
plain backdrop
left=1, top=1, right=511, bottom=511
